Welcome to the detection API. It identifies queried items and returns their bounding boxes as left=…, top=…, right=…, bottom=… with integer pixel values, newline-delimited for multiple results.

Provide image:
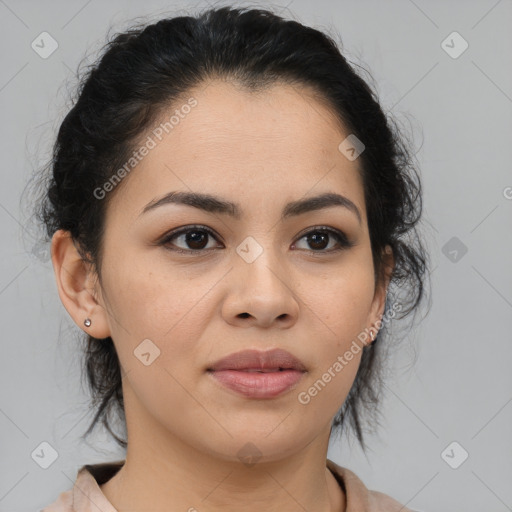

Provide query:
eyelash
left=158, top=224, right=355, bottom=255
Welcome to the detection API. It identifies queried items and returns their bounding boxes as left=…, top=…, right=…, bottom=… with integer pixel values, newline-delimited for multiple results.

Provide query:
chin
left=197, top=423, right=317, bottom=465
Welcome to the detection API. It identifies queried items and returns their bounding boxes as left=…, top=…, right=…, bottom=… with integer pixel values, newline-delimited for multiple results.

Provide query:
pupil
left=308, top=233, right=328, bottom=250
left=183, top=231, right=330, bottom=251
left=187, top=231, right=207, bottom=249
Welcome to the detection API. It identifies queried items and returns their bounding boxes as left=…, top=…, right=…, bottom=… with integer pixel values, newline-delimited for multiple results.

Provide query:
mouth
left=207, top=348, right=307, bottom=372
left=234, top=368, right=291, bottom=372
left=207, top=348, right=307, bottom=399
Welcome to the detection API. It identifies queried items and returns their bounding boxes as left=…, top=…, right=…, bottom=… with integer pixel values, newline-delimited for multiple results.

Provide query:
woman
left=37, top=5, right=429, bottom=511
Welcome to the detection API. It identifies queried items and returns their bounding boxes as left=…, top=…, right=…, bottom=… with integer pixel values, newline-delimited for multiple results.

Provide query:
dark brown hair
left=29, top=5, right=430, bottom=453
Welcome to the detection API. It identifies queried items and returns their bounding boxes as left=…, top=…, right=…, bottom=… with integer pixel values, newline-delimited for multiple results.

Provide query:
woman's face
left=75, top=80, right=391, bottom=462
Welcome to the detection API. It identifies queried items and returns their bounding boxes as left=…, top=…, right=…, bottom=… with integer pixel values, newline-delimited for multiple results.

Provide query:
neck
left=100, top=426, right=345, bottom=512
left=99, top=380, right=346, bottom=512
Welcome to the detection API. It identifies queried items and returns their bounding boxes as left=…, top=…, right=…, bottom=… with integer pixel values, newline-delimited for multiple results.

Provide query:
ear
left=367, top=245, right=395, bottom=341
left=51, top=229, right=111, bottom=339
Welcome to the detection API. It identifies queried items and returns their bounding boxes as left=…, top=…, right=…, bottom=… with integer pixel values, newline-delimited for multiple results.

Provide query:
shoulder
left=326, top=458, right=413, bottom=512
left=368, top=489, right=413, bottom=511
left=40, top=461, right=123, bottom=512
left=40, top=489, right=73, bottom=511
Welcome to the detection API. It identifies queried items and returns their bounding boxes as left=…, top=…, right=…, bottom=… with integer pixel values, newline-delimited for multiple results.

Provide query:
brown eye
left=181, top=230, right=210, bottom=250
left=159, top=225, right=354, bottom=255
left=292, top=227, right=354, bottom=253
left=306, top=232, right=330, bottom=250
left=160, top=225, right=222, bottom=253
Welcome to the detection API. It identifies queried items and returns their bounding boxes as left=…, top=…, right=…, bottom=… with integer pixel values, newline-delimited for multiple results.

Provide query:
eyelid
left=294, top=225, right=348, bottom=241
left=292, top=225, right=355, bottom=251
left=158, top=224, right=354, bottom=253
left=158, top=224, right=222, bottom=247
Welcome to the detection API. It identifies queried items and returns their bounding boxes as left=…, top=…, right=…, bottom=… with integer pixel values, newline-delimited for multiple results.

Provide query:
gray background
left=1, top=0, right=511, bottom=511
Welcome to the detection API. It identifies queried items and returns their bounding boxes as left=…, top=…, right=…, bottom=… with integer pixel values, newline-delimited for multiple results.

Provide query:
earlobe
left=50, top=229, right=111, bottom=339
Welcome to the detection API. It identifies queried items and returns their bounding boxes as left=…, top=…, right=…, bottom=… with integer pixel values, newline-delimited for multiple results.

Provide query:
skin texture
left=51, top=78, right=394, bottom=512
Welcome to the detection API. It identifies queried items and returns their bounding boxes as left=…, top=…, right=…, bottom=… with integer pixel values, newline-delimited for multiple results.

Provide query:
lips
left=207, top=348, right=307, bottom=372
left=207, top=348, right=307, bottom=399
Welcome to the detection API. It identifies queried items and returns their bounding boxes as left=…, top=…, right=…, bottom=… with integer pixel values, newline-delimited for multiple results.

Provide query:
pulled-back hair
left=29, top=5, right=430, bottom=453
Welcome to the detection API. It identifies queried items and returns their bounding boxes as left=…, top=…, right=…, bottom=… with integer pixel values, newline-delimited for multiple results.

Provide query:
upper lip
left=207, top=348, right=307, bottom=372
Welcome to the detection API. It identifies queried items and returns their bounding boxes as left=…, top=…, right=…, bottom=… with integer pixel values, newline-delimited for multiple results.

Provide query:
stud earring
left=84, top=318, right=92, bottom=327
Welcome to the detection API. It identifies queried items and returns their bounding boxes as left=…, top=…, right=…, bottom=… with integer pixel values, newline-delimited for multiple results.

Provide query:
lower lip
left=208, top=369, right=305, bottom=398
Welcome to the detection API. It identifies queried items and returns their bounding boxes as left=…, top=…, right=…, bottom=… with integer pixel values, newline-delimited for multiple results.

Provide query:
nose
left=221, top=247, right=300, bottom=329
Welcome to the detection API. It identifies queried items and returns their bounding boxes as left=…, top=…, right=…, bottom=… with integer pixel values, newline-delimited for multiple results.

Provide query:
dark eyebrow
left=140, top=190, right=362, bottom=225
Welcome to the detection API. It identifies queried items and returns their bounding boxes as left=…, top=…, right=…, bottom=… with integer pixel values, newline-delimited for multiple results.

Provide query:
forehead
left=107, top=79, right=366, bottom=223
left=165, top=78, right=349, bottom=150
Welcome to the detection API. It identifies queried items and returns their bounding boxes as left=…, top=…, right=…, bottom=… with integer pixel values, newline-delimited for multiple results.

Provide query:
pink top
left=41, top=458, right=413, bottom=512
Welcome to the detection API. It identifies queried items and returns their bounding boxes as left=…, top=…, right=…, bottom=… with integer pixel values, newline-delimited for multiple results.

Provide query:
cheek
left=293, top=275, right=372, bottom=419
left=101, top=252, right=221, bottom=384
left=295, top=353, right=361, bottom=426
left=103, top=250, right=204, bottom=333
left=306, top=262, right=376, bottom=344
left=295, top=261, right=374, bottom=407
left=101, top=258, right=212, bottom=419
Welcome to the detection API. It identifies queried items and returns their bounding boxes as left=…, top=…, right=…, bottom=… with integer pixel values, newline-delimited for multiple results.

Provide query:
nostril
left=239, top=312, right=250, bottom=318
